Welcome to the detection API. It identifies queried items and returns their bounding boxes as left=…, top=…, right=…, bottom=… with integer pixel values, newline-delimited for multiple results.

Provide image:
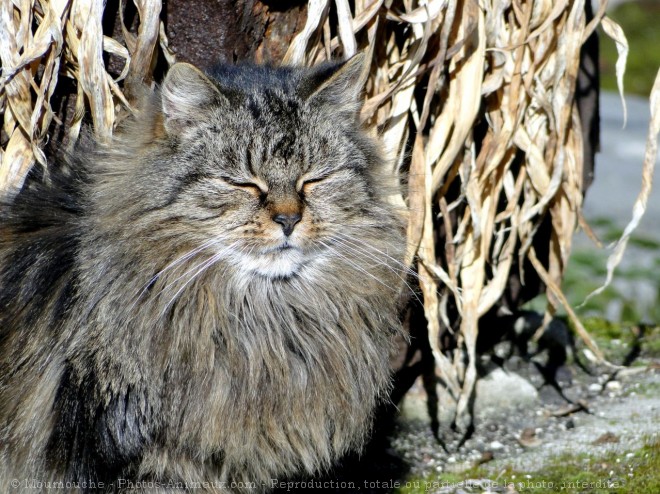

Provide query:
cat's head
left=116, top=56, right=404, bottom=284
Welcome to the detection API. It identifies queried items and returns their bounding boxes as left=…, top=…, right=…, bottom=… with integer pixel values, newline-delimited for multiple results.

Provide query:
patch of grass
left=628, top=236, right=660, bottom=251
left=600, top=1, right=660, bottom=96
left=624, top=380, right=660, bottom=398
left=567, top=251, right=608, bottom=276
left=570, top=317, right=660, bottom=364
left=584, top=217, right=660, bottom=253
left=580, top=318, right=632, bottom=360
left=639, top=324, right=660, bottom=359
left=394, top=467, right=486, bottom=494
left=581, top=317, right=628, bottom=341
left=501, top=438, right=660, bottom=493
left=395, top=437, right=660, bottom=493
left=558, top=240, right=660, bottom=324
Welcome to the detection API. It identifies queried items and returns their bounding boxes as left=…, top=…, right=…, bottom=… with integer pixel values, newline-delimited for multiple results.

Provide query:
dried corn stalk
left=282, top=0, right=647, bottom=432
left=1, top=0, right=658, bottom=434
left=0, top=0, right=167, bottom=196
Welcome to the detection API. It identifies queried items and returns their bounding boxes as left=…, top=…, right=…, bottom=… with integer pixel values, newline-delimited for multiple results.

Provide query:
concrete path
left=574, top=91, right=659, bottom=322
left=584, top=91, right=659, bottom=235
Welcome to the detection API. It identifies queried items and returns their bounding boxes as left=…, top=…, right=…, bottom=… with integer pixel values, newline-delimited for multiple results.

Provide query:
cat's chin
left=237, top=248, right=308, bottom=279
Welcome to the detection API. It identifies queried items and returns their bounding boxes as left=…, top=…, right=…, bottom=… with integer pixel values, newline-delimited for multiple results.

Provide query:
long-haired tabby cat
left=0, top=54, right=406, bottom=491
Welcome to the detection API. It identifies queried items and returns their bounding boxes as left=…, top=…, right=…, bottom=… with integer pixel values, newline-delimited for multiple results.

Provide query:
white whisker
left=327, top=232, right=421, bottom=304
left=317, top=239, right=400, bottom=295
left=333, top=231, right=419, bottom=279
left=159, top=243, right=237, bottom=317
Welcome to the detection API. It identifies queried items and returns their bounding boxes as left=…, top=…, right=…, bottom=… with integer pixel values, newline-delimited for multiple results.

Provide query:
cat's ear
left=302, top=53, right=369, bottom=114
left=161, top=63, right=224, bottom=136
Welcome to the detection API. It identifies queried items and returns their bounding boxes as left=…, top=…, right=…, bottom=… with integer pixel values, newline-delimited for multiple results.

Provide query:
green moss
left=632, top=439, right=660, bottom=492
left=502, top=439, right=660, bottom=493
left=628, top=236, right=660, bottom=251
left=625, top=380, right=660, bottom=398
left=638, top=324, right=660, bottom=359
left=395, top=467, right=485, bottom=494
left=582, top=317, right=627, bottom=340
left=567, top=317, right=660, bottom=364
left=558, top=240, right=660, bottom=324
left=600, top=1, right=660, bottom=96
left=395, top=438, right=660, bottom=493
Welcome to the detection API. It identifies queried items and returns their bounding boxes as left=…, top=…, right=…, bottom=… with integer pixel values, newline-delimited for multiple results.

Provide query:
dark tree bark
left=164, top=0, right=308, bottom=67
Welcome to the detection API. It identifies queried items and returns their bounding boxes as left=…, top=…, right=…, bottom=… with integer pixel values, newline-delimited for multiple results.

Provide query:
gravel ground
left=276, top=89, right=660, bottom=493
left=374, top=89, right=660, bottom=492
left=392, top=361, right=659, bottom=484
left=284, top=345, right=658, bottom=494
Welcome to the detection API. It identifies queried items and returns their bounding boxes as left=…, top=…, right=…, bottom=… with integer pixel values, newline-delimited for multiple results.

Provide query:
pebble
left=387, top=359, right=658, bottom=487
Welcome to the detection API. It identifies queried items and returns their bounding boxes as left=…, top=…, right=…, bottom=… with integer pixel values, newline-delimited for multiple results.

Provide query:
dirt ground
left=275, top=320, right=659, bottom=493
left=392, top=357, right=659, bottom=489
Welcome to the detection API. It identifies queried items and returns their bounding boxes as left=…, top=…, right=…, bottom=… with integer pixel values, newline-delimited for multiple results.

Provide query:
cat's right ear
left=300, top=53, right=369, bottom=115
left=161, top=63, right=224, bottom=136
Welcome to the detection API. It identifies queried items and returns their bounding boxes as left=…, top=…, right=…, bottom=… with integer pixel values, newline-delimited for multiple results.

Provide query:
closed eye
left=297, top=172, right=332, bottom=192
left=221, top=176, right=268, bottom=195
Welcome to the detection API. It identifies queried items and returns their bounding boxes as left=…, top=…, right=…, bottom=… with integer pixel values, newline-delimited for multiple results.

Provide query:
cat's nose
left=272, top=212, right=302, bottom=236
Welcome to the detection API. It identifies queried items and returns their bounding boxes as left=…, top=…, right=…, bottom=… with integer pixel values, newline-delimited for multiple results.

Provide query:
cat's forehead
left=254, top=131, right=311, bottom=182
left=213, top=98, right=333, bottom=179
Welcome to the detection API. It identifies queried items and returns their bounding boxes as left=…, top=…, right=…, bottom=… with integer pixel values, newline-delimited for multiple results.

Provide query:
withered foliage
left=1, top=0, right=658, bottom=431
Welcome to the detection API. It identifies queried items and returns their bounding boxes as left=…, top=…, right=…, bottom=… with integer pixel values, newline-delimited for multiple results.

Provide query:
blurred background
left=540, top=0, right=660, bottom=328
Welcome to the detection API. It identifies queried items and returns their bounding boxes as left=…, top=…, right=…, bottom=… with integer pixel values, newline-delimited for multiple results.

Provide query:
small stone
left=494, top=341, right=513, bottom=359
left=592, top=432, right=619, bottom=445
left=606, top=381, right=622, bottom=390
left=518, top=427, right=542, bottom=448
left=588, top=383, right=602, bottom=393
left=474, top=368, right=539, bottom=419
left=477, top=451, right=495, bottom=464
left=490, top=440, right=505, bottom=450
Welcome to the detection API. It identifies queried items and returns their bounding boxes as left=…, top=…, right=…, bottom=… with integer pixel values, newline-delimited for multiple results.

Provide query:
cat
left=0, top=54, right=406, bottom=492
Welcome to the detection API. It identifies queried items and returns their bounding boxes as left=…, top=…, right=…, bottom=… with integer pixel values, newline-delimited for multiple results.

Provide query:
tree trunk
left=163, top=0, right=308, bottom=67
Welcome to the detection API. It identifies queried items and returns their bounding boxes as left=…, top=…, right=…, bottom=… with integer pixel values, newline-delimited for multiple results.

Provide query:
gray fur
left=0, top=56, right=405, bottom=492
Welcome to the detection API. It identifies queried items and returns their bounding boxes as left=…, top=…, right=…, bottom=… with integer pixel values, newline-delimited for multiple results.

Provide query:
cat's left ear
left=161, top=63, right=224, bottom=136
left=301, top=53, right=369, bottom=114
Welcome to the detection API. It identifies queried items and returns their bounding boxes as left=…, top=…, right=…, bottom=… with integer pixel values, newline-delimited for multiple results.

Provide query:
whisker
left=127, top=238, right=228, bottom=316
left=327, top=234, right=421, bottom=303
left=135, top=237, right=222, bottom=297
left=332, top=231, right=420, bottom=280
left=317, top=240, right=400, bottom=295
left=159, top=243, right=238, bottom=317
